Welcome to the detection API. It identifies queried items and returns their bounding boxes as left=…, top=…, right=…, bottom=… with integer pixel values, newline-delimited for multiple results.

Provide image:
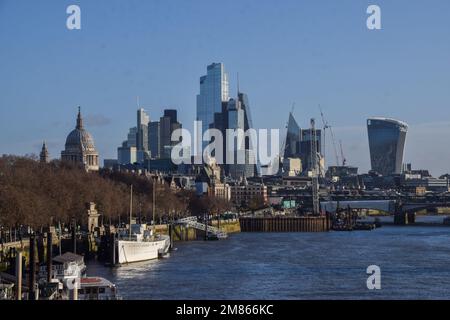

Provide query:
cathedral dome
left=64, top=108, right=96, bottom=151
left=65, top=128, right=96, bottom=151
left=61, top=107, right=99, bottom=172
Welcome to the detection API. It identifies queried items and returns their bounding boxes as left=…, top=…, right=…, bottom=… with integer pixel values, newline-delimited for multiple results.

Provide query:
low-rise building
left=230, top=180, right=268, bottom=206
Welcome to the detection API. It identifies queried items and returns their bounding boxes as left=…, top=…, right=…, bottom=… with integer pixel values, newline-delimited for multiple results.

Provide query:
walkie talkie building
left=367, top=117, right=408, bottom=176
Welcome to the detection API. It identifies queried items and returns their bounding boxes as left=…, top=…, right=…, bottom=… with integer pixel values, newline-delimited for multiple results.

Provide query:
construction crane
left=339, top=140, right=347, bottom=166
left=310, top=118, right=320, bottom=215
left=319, top=105, right=340, bottom=167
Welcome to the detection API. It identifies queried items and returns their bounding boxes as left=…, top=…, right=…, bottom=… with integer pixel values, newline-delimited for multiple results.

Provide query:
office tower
left=283, top=113, right=301, bottom=159
left=127, top=127, right=137, bottom=147
left=367, top=117, right=408, bottom=176
left=300, top=127, right=322, bottom=173
left=159, top=109, right=182, bottom=159
left=148, top=121, right=160, bottom=159
left=118, top=143, right=137, bottom=165
left=223, top=97, right=255, bottom=179
left=238, top=92, right=259, bottom=177
left=196, top=63, right=229, bottom=149
left=116, top=127, right=138, bottom=165
left=136, top=108, right=150, bottom=162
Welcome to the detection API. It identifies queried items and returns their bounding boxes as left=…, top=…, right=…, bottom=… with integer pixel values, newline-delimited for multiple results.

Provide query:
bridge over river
left=320, top=198, right=450, bottom=225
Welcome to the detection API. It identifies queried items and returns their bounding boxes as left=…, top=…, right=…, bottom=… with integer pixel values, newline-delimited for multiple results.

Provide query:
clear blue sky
left=1, top=0, right=450, bottom=175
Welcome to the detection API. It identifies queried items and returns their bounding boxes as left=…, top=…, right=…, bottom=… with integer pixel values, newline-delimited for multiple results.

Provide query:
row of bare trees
left=0, top=156, right=231, bottom=232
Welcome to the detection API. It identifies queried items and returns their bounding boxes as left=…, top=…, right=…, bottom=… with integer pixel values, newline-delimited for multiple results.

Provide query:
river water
left=87, top=216, right=450, bottom=300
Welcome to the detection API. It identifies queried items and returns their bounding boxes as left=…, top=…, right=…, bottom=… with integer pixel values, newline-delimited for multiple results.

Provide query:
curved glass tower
left=367, top=117, right=408, bottom=176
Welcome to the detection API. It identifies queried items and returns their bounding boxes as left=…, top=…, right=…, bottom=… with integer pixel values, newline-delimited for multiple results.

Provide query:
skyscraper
left=137, top=108, right=150, bottom=162
left=148, top=121, right=160, bottom=159
left=300, top=128, right=322, bottom=173
left=159, top=109, right=181, bottom=159
left=127, top=127, right=137, bottom=147
left=237, top=92, right=257, bottom=177
left=196, top=63, right=229, bottom=148
left=283, top=113, right=301, bottom=159
left=117, top=127, right=138, bottom=165
left=211, top=94, right=256, bottom=179
left=367, top=117, right=408, bottom=176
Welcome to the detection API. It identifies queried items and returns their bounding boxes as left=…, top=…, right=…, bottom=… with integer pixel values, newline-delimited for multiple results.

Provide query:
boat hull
left=117, top=240, right=159, bottom=264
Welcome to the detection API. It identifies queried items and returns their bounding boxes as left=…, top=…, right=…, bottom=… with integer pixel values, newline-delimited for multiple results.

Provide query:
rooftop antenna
left=237, top=72, right=240, bottom=95
left=136, top=96, right=140, bottom=109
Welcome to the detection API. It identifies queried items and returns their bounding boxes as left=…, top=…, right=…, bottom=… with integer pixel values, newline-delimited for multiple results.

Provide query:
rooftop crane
left=339, top=140, right=347, bottom=166
left=318, top=105, right=340, bottom=167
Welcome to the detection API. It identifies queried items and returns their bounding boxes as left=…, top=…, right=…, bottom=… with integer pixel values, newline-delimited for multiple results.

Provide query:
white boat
left=117, top=224, right=170, bottom=264
left=116, top=184, right=171, bottom=264
left=78, top=277, right=121, bottom=300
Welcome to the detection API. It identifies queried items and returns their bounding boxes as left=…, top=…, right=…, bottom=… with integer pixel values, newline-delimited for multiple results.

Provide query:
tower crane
left=318, top=105, right=340, bottom=167
left=339, top=140, right=347, bottom=166
left=310, top=118, right=320, bottom=215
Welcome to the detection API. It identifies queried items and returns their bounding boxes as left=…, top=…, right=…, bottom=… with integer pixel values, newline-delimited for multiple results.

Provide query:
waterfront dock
left=239, top=216, right=331, bottom=232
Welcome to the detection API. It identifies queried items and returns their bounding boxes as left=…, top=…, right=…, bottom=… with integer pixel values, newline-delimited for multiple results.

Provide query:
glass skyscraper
left=148, top=121, right=160, bottom=159
left=159, top=109, right=181, bottom=159
left=367, top=117, right=408, bottom=176
left=196, top=63, right=229, bottom=147
left=300, top=128, right=322, bottom=173
left=224, top=97, right=256, bottom=179
left=137, top=108, right=150, bottom=162
left=284, top=112, right=301, bottom=159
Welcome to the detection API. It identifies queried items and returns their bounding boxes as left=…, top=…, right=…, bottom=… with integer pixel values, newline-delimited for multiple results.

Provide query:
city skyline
left=1, top=1, right=450, bottom=175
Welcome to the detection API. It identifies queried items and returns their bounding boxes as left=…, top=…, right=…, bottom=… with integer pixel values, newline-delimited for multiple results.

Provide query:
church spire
left=76, top=106, right=83, bottom=129
left=40, top=141, right=49, bottom=163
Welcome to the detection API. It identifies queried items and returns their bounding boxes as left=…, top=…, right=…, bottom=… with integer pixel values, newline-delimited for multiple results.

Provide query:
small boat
left=39, top=252, right=86, bottom=280
left=78, top=277, right=121, bottom=300
left=38, top=252, right=120, bottom=300
left=443, top=216, right=450, bottom=226
left=0, top=284, right=14, bottom=300
left=353, top=222, right=376, bottom=231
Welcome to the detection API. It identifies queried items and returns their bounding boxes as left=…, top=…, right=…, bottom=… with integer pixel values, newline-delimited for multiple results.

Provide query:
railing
left=176, top=217, right=227, bottom=238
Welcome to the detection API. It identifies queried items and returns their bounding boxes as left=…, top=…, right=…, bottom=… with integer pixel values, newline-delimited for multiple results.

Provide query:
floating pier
left=239, top=216, right=331, bottom=232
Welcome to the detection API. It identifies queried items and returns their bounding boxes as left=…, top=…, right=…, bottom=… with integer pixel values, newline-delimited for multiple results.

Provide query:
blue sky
left=1, top=0, right=449, bottom=175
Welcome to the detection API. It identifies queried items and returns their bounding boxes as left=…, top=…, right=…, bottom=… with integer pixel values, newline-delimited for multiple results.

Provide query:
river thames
left=88, top=216, right=450, bottom=300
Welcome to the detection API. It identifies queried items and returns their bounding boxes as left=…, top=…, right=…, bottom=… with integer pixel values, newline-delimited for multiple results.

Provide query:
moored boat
left=116, top=184, right=171, bottom=264
left=117, top=224, right=169, bottom=264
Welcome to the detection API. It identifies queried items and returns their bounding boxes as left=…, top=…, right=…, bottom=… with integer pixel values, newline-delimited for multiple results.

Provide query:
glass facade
left=159, top=109, right=181, bottom=159
left=137, top=108, right=150, bottom=161
left=226, top=98, right=255, bottom=179
left=196, top=63, right=229, bottom=147
left=284, top=113, right=301, bottom=159
left=148, top=121, right=160, bottom=159
left=300, top=128, right=322, bottom=173
left=367, top=117, right=408, bottom=176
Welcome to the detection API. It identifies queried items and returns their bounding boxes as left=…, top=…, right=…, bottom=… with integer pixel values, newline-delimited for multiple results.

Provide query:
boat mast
left=152, top=177, right=156, bottom=237
left=129, top=184, right=133, bottom=240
